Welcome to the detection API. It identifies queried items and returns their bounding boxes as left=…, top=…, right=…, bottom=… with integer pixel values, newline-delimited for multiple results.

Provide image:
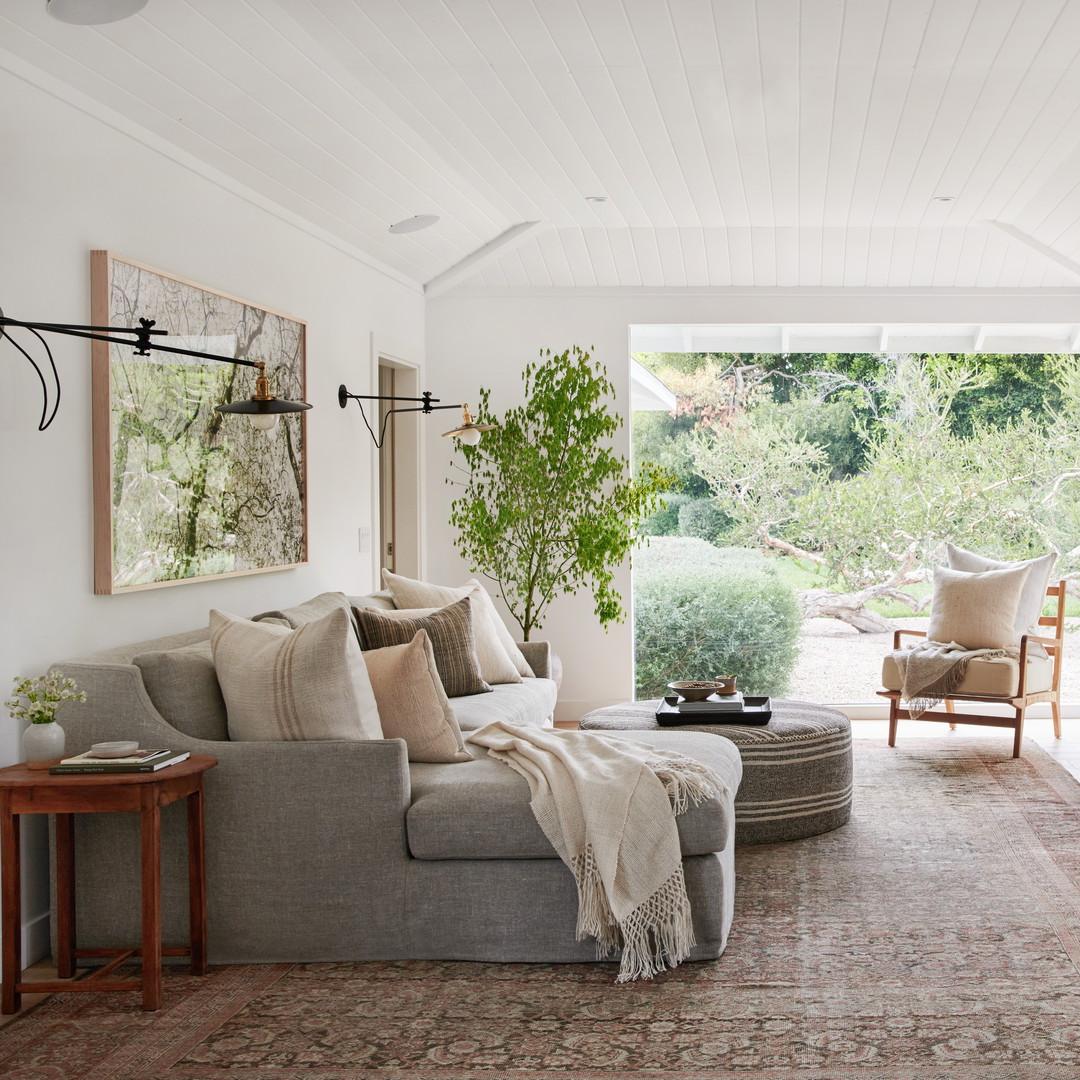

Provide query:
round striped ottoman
left=579, top=699, right=853, bottom=845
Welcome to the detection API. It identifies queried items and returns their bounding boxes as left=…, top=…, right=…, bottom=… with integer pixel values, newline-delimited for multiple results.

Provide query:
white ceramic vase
left=23, top=720, right=65, bottom=769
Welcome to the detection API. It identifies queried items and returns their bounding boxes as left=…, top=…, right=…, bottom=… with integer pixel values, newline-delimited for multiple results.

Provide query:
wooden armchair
left=878, top=580, right=1066, bottom=758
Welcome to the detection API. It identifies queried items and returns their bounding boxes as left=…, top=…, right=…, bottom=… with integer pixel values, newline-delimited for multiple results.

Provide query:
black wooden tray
left=655, top=695, right=772, bottom=726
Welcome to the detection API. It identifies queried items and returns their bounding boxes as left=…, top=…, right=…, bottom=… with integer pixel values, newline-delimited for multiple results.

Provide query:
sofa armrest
left=517, top=640, right=550, bottom=680
left=51, top=660, right=414, bottom=960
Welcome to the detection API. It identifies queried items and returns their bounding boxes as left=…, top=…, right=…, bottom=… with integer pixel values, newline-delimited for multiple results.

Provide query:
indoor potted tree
left=448, top=345, right=672, bottom=640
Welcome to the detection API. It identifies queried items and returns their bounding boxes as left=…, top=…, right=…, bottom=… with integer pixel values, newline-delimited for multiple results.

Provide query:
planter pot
left=23, top=721, right=65, bottom=769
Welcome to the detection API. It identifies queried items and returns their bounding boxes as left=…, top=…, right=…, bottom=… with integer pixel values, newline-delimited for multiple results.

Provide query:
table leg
left=1, top=794, right=20, bottom=1014
left=140, top=791, right=162, bottom=1011
left=186, top=786, right=207, bottom=975
left=55, top=814, right=76, bottom=979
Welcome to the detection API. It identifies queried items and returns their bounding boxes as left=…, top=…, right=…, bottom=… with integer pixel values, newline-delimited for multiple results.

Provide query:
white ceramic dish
left=89, top=740, right=140, bottom=758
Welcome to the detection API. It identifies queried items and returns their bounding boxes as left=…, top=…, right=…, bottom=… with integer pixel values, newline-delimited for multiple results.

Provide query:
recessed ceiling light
left=47, top=0, right=148, bottom=24
left=932, top=195, right=957, bottom=203
left=585, top=195, right=608, bottom=204
left=388, top=214, right=440, bottom=234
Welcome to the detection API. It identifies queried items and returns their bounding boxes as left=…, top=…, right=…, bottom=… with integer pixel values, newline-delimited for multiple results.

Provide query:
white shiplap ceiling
left=4, top=0, right=1080, bottom=292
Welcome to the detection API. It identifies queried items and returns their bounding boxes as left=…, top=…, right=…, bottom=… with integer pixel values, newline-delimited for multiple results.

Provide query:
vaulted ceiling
left=5, top=0, right=1080, bottom=293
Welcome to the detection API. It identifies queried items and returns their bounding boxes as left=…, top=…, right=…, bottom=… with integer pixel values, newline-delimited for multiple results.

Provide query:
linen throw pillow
left=354, top=597, right=493, bottom=698
left=210, top=608, right=382, bottom=741
left=946, top=543, right=1057, bottom=642
left=927, top=564, right=1032, bottom=651
left=381, top=569, right=534, bottom=679
left=362, top=630, right=472, bottom=763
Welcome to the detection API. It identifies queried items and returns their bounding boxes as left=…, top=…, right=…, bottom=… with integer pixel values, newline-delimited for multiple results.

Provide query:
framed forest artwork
left=91, top=251, right=308, bottom=594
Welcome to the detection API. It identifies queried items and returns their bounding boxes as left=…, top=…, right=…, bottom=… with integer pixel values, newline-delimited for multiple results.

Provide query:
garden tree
left=690, top=353, right=1080, bottom=631
left=448, top=346, right=673, bottom=640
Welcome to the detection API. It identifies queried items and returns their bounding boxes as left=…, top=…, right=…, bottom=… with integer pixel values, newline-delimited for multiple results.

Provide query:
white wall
left=0, top=68, right=423, bottom=959
left=425, top=288, right=1080, bottom=725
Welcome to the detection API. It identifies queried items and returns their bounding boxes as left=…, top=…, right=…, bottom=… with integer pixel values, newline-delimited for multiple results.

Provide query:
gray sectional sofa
left=50, top=595, right=743, bottom=967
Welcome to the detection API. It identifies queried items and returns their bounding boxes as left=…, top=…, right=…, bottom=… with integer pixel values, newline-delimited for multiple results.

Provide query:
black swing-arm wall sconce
left=0, top=310, right=312, bottom=432
left=338, top=384, right=494, bottom=448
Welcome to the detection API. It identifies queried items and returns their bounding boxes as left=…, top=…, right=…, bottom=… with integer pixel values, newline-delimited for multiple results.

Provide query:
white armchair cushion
left=926, top=564, right=1031, bottom=651
left=946, top=543, right=1057, bottom=641
left=881, top=650, right=1053, bottom=698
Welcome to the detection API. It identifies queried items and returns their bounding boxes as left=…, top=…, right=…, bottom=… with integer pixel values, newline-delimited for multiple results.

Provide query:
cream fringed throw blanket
left=467, top=721, right=723, bottom=982
left=891, top=639, right=1019, bottom=718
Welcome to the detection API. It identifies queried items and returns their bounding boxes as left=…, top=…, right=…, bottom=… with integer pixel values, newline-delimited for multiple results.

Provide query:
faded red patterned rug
left=5, top=738, right=1080, bottom=1079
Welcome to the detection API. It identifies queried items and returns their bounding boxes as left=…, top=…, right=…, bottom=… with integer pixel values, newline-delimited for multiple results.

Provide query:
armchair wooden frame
left=877, top=580, right=1066, bottom=759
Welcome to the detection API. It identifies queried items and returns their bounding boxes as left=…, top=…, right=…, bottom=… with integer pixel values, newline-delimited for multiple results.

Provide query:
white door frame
left=369, top=333, right=425, bottom=584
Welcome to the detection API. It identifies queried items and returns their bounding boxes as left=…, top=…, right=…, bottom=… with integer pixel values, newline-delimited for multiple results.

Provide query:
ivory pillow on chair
left=927, top=564, right=1032, bottom=651
left=354, top=597, right=492, bottom=698
left=210, top=607, right=382, bottom=742
left=946, top=543, right=1057, bottom=641
left=381, top=569, right=534, bottom=679
left=363, top=630, right=472, bottom=763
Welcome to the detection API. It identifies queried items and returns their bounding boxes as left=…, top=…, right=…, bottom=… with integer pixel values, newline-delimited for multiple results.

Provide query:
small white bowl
left=89, top=741, right=139, bottom=758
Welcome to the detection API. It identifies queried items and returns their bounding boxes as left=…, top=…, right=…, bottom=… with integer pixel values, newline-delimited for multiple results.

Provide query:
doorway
left=376, top=355, right=422, bottom=580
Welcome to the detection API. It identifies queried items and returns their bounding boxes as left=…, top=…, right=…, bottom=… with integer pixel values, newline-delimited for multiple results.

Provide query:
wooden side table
left=0, top=754, right=217, bottom=1013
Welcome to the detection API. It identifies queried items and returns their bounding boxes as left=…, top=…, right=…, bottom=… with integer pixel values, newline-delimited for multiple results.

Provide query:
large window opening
left=629, top=329, right=1079, bottom=709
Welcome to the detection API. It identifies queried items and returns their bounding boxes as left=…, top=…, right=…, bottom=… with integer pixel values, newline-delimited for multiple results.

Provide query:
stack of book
left=677, top=691, right=744, bottom=714
left=49, top=749, right=190, bottom=775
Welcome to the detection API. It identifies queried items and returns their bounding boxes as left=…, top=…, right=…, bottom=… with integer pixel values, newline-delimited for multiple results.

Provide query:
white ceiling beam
left=780, top=326, right=791, bottom=353
left=424, top=222, right=548, bottom=298
left=986, top=221, right=1080, bottom=283
left=878, top=327, right=889, bottom=352
left=1069, top=326, right=1080, bottom=353
left=973, top=325, right=989, bottom=352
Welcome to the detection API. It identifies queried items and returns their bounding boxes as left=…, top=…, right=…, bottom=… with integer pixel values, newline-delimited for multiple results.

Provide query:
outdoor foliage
left=639, top=492, right=694, bottom=536
left=449, top=346, right=673, bottom=640
left=677, top=498, right=733, bottom=543
left=634, top=538, right=802, bottom=698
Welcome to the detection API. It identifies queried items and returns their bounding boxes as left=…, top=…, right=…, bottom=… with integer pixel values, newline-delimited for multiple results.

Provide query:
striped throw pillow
left=354, top=596, right=492, bottom=698
left=210, top=607, right=382, bottom=742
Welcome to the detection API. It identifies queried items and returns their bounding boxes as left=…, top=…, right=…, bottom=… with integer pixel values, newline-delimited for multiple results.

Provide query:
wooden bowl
left=668, top=678, right=737, bottom=702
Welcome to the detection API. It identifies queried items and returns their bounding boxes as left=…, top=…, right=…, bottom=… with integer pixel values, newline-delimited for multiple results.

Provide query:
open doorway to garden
left=630, top=346, right=1080, bottom=708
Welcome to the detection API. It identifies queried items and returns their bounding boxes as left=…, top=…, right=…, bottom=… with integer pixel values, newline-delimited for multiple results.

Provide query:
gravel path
left=789, top=617, right=1078, bottom=704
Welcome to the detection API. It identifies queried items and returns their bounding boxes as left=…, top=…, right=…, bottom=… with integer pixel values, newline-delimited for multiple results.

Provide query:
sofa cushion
left=363, top=631, right=472, bottom=763
left=133, top=640, right=229, bottom=741
left=210, top=608, right=382, bottom=742
left=406, top=730, right=741, bottom=861
left=354, top=597, right=492, bottom=698
left=252, top=592, right=358, bottom=636
left=926, top=564, right=1031, bottom=651
left=450, top=679, right=558, bottom=731
left=381, top=570, right=533, bottom=681
left=881, top=649, right=1054, bottom=698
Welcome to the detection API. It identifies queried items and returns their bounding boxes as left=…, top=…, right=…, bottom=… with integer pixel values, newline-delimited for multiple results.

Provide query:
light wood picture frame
left=91, top=251, right=308, bottom=594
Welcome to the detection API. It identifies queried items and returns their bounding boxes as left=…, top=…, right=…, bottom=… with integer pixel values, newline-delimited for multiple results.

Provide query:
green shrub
left=634, top=537, right=773, bottom=574
left=634, top=555, right=802, bottom=699
left=677, top=497, right=733, bottom=544
left=639, top=492, right=693, bottom=536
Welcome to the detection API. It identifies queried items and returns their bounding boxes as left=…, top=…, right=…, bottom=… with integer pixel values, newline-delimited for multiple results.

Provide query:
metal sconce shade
left=48, top=0, right=149, bottom=24
left=215, top=361, right=311, bottom=433
left=441, top=404, right=495, bottom=444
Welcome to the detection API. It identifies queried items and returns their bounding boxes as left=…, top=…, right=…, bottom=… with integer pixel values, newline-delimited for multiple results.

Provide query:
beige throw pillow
left=354, top=597, right=492, bottom=698
left=946, top=543, right=1057, bottom=641
left=381, top=569, right=534, bottom=678
left=363, top=631, right=472, bottom=763
left=210, top=608, right=382, bottom=742
left=927, top=565, right=1032, bottom=651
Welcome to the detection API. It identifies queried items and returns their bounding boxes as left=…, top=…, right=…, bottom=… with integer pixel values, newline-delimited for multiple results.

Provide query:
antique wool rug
left=5, top=738, right=1080, bottom=1079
